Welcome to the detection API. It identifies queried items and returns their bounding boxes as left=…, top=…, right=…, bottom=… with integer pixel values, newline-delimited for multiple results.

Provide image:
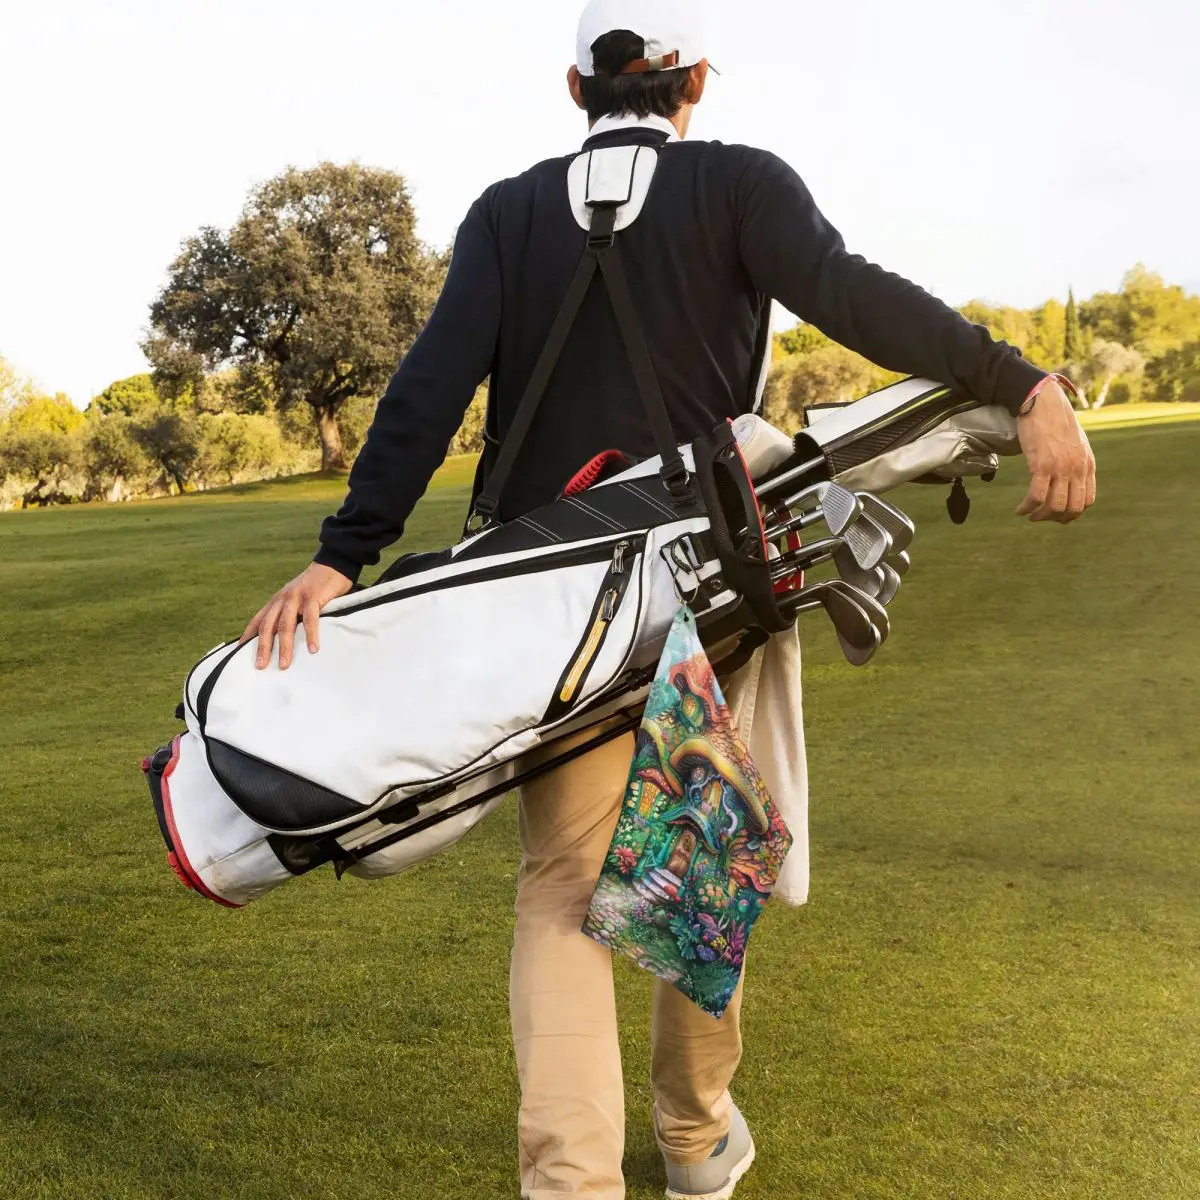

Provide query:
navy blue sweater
left=316, top=128, right=1044, bottom=580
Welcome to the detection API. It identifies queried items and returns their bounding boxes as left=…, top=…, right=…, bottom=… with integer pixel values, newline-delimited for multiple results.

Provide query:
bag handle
left=467, top=202, right=691, bottom=532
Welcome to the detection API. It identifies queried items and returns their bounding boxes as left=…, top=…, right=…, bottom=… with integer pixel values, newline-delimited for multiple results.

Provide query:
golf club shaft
left=753, top=454, right=826, bottom=502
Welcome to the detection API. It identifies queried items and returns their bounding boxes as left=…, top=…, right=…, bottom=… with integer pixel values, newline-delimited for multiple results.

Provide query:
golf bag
left=143, top=140, right=1024, bottom=909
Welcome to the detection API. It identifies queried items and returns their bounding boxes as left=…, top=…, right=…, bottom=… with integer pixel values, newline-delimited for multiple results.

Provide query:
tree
left=1081, top=266, right=1200, bottom=360
left=1064, top=288, right=1082, bottom=362
left=83, top=411, right=149, bottom=501
left=5, top=392, right=85, bottom=437
left=764, top=342, right=901, bottom=433
left=1077, top=339, right=1145, bottom=408
left=131, top=410, right=203, bottom=493
left=91, top=373, right=161, bottom=417
left=197, top=413, right=287, bottom=485
left=1145, top=341, right=1200, bottom=404
left=0, top=355, right=35, bottom=417
left=448, top=384, right=490, bottom=456
left=0, top=393, right=85, bottom=506
left=773, top=324, right=832, bottom=357
left=146, top=162, right=447, bottom=470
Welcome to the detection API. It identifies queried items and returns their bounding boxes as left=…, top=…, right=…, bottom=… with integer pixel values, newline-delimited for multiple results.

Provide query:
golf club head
left=875, top=561, right=901, bottom=606
left=763, top=481, right=862, bottom=541
left=841, top=512, right=893, bottom=570
left=783, top=580, right=882, bottom=667
left=857, top=493, right=916, bottom=554
left=885, top=550, right=911, bottom=578
left=813, top=482, right=862, bottom=537
left=833, top=544, right=886, bottom=598
left=823, top=578, right=891, bottom=642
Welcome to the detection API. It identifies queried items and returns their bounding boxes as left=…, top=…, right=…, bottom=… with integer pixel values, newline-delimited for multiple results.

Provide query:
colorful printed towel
left=583, top=607, right=793, bottom=1017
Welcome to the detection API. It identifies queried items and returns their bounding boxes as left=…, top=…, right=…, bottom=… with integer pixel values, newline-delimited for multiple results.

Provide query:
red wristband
left=1020, top=372, right=1080, bottom=416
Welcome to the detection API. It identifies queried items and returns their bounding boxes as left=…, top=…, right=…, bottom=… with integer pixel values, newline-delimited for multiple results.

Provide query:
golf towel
left=583, top=607, right=793, bottom=1017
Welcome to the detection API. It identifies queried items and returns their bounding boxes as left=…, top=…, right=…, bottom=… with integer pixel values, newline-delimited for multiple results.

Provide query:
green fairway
left=2, top=423, right=1198, bottom=1200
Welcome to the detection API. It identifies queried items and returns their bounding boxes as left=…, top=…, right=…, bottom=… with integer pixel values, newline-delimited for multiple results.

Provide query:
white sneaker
left=663, top=1105, right=756, bottom=1200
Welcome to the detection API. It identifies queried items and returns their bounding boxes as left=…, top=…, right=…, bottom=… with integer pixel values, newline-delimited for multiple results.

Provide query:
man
left=243, top=2, right=1096, bottom=1196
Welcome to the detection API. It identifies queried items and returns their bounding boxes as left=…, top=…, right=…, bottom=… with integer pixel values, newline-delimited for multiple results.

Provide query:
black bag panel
left=376, top=549, right=454, bottom=587
left=207, top=739, right=363, bottom=832
left=453, top=469, right=704, bottom=562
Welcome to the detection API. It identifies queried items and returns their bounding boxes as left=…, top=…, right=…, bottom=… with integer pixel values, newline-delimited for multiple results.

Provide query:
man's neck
left=586, top=112, right=683, bottom=143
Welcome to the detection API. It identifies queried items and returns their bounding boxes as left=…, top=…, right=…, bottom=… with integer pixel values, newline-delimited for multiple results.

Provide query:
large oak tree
left=146, top=163, right=446, bottom=470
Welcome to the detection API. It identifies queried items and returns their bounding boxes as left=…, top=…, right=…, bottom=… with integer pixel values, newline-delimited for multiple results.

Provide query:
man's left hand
left=1015, top=379, right=1097, bottom=523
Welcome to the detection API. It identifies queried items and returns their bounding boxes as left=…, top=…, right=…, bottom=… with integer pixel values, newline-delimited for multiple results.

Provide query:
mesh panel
left=209, top=739, right=362, bottom=832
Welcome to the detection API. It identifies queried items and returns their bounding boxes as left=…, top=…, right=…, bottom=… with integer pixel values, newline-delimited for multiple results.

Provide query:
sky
left=2, top=0, right=1198, bottom=405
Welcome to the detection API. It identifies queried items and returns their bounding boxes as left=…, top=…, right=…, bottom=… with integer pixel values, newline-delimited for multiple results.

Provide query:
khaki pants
left=511, top=727, right=744, bottom=1199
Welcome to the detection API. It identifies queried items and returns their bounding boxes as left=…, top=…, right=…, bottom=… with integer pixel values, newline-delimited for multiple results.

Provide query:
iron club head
left=763, top=481, right=862, bottom=541
left=875, top=561, right=901, bottom=606
left=782, top=580, right=883, bottom=667
left=840, top=512, right=893, bottom=570
left=833, top=544, right=886, bottom=599
left=823, top=578, right=891, bottom=642
left=857, top=493, right=916, bottom=554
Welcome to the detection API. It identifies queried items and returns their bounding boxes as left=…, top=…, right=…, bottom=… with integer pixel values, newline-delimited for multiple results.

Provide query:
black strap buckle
left=661, top=462, right=693, bottom=502
left=464, top=495, right=498, bottom=537
left=587, top=203, right=618, bottom=249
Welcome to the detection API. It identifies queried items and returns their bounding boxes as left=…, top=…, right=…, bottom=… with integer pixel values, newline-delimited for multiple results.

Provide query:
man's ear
left=686, top=60, right=710, bottom=105
left=567, top=65, right=587, bottom=111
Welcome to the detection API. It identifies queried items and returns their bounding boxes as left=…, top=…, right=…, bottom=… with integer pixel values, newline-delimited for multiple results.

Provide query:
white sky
left=2, top=0, right=1197, bottom=405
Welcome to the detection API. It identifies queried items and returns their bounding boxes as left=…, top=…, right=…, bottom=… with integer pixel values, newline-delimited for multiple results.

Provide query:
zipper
left=328, top=535, right=640, bottom=621
left=195, top=534, right=645, bottom=733
left=547, top=539, right=636, bottom=718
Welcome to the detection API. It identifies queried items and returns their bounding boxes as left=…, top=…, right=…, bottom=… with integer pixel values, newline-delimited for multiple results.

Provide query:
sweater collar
left=583, top=112, right=681, bottom=147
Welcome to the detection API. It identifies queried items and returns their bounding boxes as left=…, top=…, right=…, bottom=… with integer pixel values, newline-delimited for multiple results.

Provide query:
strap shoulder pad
left=567, top=145, right=659, bottom=234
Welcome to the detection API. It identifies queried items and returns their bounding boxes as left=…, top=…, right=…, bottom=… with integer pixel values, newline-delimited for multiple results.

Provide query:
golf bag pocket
left=192, top=533, right=655, bottom=837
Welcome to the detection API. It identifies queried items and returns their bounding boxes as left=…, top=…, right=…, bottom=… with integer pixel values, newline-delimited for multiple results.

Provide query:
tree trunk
left=1093, top=373, right=1115, bottom=409
left=315, top=404, right=348, bottom=471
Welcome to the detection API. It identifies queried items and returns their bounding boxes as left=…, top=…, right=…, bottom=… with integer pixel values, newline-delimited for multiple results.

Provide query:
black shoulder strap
left=468, top=202, right=691, bottom=531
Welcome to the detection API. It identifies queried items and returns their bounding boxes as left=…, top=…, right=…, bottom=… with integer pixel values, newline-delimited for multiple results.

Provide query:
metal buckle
left=463, top=510, right=495, bottom=538
left=660, top=534, right=703, bottom=605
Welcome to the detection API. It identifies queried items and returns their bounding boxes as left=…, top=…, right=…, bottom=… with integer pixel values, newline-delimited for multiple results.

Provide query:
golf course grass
left=1, top=421, right=1198, bottom=1199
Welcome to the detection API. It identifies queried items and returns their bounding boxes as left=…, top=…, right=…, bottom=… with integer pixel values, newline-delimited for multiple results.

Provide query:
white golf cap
left=576, top=0, right=707, bottom=77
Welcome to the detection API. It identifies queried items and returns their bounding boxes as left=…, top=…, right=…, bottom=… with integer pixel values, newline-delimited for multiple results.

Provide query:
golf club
left=875, top=561, right=901, bottom=606
left=832, top=544, right=886, bottom=598
left=885, top=549, right=911, bottom=578
left=768, top=536, right=843, bottom=582
left=823, top=578, right=891, bottom=642
left=857, top=493, right=916, bottom=554
left=753, top=453, right=827, bottom=502
left=840, top=511, right=893, bottom=570
left=763, top=481, right=862, bottom=541
left=782, top=580, right=883, bottom=667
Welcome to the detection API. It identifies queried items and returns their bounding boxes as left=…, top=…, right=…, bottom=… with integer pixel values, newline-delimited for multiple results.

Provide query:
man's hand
left=1015, top=379, right=1097, bottom=523
left=241, top=562, right=354, bottom=670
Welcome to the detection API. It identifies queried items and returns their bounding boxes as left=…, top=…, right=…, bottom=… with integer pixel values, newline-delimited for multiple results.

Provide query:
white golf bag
left=143, top=138, right=1023, bottom=908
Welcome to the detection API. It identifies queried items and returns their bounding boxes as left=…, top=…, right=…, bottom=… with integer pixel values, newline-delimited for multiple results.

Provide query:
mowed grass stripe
left=0, top=424, right=1197, bottom=1199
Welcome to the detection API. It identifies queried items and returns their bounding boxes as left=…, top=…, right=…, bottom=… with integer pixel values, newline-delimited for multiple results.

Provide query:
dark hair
left=578, top=30, right=693, bottom=121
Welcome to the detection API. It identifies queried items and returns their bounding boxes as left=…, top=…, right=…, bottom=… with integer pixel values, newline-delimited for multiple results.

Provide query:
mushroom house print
left=584, top=608, right=793, bottom=1017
